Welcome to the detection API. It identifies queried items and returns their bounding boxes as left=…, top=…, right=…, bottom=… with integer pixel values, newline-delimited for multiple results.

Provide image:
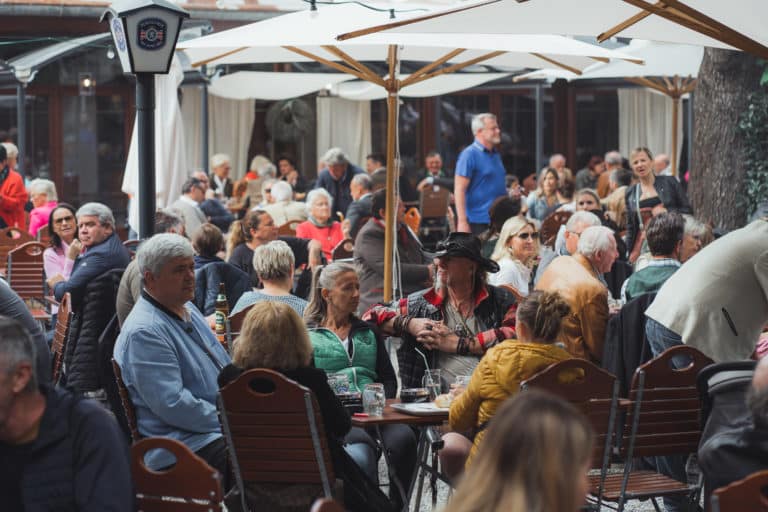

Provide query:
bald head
left=654, top=154, right=670, bottom=174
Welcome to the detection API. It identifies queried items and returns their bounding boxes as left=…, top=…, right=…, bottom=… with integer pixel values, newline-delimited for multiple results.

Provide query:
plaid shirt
left=364, top=285, right=517, bottom=389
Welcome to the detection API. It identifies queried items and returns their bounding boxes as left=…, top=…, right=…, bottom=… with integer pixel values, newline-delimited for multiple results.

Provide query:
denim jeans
left=645, top=317, right=685, bottom=365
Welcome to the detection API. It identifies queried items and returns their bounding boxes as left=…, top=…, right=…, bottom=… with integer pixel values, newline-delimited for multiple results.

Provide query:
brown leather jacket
left=535, top=253, right=609, bottom=363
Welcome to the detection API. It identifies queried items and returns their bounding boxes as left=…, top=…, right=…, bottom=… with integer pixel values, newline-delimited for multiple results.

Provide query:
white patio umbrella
left=208, top=71, right=356, bottom=101
left=178, top=2, right=640, bottom=302
left=337, top=0, right=768, bottom=59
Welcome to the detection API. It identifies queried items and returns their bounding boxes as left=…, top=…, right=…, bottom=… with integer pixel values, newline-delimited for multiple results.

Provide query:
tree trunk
left=691, top=48, right=762, bottom=230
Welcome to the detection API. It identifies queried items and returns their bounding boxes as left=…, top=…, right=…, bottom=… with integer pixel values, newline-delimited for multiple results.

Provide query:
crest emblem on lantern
left=137, top=18, right=167, bottom=50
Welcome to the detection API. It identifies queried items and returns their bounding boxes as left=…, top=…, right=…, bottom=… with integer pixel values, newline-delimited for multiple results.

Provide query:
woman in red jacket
left=0, top=144, right=28, bottom=229
left=295, top=188, right=344, bottom=261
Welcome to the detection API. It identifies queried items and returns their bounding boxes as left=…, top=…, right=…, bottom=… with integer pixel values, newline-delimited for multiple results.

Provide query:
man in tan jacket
left=536, top=226, right=619, bottom=363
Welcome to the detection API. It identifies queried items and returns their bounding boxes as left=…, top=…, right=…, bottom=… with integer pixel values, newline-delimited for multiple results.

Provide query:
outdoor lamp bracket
left=101, top=0, right=189, bottom=75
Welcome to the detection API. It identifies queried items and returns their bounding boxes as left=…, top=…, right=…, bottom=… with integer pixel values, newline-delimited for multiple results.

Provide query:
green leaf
left=761, top=67, right=768, bottom=86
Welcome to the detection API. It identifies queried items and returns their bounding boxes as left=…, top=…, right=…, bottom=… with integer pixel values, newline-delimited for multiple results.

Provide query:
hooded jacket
left=449, top=340, right=575, bottom=465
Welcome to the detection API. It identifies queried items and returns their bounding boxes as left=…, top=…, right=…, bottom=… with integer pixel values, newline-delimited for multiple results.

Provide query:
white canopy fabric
left=336, top=0, right=768, bottom=53
left=332, top=72, right=510, bottom=100
left=177, top=3, right=641, bottom=73
left=580, top=39, right=703, bottom=79
left=515, top=40, right=703, bottom=82
left=208, top=71, right=355, bottom=100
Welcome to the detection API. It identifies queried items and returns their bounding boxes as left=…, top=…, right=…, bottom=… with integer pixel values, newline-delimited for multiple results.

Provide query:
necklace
left=445, top=300, right=475, bottom=339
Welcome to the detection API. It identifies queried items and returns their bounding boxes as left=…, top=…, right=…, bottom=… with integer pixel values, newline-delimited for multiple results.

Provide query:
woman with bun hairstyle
left=448, top=290, right=578, bottom=467
left=445, top=389, right=594, bottom=512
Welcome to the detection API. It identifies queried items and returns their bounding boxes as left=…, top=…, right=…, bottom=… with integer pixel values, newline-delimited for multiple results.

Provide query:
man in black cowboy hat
left=364, top=231, right=517, bottom=481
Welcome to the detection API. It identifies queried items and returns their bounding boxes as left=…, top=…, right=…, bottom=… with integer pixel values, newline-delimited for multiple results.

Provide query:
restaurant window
left=575, top=91, right=618, bottom=171
left=0, top=94, right=51, bottom=180
left=499, top=91, right=554, bottom=180
left=437, top=94, right=490, bottom=170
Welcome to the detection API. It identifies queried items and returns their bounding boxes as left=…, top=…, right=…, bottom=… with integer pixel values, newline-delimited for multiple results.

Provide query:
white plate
left=391, top=402, right=449, bottom=416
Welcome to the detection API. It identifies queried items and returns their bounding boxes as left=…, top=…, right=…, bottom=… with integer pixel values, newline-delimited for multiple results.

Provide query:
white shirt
left=488, top=257, right=532, bottom=296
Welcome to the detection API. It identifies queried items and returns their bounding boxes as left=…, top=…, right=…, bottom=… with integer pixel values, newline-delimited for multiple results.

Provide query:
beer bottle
left=214, top=282, right=229, bottom=350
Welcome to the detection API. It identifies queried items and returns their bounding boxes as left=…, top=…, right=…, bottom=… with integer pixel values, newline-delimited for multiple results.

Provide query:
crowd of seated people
left=4, top=141, right=768, bottom=512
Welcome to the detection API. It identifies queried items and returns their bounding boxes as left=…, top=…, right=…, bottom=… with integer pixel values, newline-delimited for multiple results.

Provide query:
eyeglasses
left=53, top=215, right=74, bottom=225
left=515, top=232, right=539, bottom=240
left=265, top=189, right=272, bottom=194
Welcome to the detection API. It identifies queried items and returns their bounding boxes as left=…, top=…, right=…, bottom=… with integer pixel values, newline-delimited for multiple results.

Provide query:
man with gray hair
left=345, top=173, right=374, bottom=241
left=114, top=233, right=231, bottom=479
left=208, top=153, right=232, bottom=198
left=0, top=316, right=132, bottom=510
left=314, top=147, right=364, bottom=221
left=171, top=176, right=208, bottom=238
left=536, top=225, right=618, bottom=363
left=454, top=113, right=507, bottom=234
left=49, top=202, right=130, bottom=303
left=116, top=209, right=185, bottom=326
left=535, top=210, right=602, bottom=284
left=262, top=180, right=307, bottom=226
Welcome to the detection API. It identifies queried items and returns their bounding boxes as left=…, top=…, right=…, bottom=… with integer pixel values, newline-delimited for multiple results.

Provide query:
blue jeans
left=643, top=317, right=691, bottom=511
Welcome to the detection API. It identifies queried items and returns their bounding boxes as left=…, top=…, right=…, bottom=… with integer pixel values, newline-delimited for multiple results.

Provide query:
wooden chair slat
left=711, top=469, right=768, bottom=512
left=112, top=359, right=141, bottom=442
left=331, top=238, right=353, bottom=260
left=51, top=293, right=72, bottom=383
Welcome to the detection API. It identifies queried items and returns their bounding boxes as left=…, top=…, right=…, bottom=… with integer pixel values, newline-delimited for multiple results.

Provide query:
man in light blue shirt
left=114, top=234, right=231, bottom=478
left=454, top=113, right=508, bottom=235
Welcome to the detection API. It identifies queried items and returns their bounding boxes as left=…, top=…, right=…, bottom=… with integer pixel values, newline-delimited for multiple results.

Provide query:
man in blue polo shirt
left=454, top=113, right=507, bottom=234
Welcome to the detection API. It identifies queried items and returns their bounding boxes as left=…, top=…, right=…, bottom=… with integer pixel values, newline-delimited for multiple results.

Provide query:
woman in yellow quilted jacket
left=448, top=289, right=575, bottom=467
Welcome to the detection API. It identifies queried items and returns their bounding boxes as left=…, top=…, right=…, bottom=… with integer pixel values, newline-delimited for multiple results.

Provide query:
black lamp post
left=102, top=0, right=189, bottom=239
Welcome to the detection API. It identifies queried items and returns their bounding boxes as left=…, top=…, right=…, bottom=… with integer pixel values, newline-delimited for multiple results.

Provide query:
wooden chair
left=0, top=227, right=34, bottom=272
left=601, top=345, right=714, bottom=512
left=403, top=207, right=421, bottom=234
left=225, top=303, right=255, bottom=347
left=521, top=358, right=620, bottom=510
left=111, top=358, right=141, bottom=443
left=311, top=497, right=345, bottom=512
left=123, top=239, right=140, bottom=259
left=132, top=437, right=224, bottom=511
left=7, top=241, right=47, bottom=311
left=278, top=219, right=302, bottom=237
left=331, top=238, right=354, bottom=261
left=419, top=186, right=451, bottom=242
left=218, top=368, right=337, bottom=512
left=36, top=224, right=51, bottom=246
left=540, top=210, right=572, bottom=248
left=51, top=292, right=72, bottom=384
left=711, top=469, right=768, bottom=512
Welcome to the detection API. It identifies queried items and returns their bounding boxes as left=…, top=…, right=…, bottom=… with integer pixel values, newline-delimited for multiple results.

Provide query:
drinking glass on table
left=362, top=383, right=385, bottom=416
left=327, top=374, right=350, bottom=395
left=422, top=369, right=443, bottom=401
left=451, top=375, right=472, bottom=396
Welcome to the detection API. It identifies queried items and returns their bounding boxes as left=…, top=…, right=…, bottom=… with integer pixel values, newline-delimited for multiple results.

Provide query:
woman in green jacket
left=305, top=262, right=416, bottom=510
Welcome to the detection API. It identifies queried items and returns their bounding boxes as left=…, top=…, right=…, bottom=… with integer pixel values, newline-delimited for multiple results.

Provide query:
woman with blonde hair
left=488, top=216, right=539, bottom=297
left=448, top=290, right=576, bottom=469
left=445, top=389, right=594, bottom=512
left=217, top=301, right=392, bottom=512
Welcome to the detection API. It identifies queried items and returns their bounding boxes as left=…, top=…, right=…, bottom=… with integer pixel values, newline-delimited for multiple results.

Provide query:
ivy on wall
left=738, top=85, right=768, bottom=217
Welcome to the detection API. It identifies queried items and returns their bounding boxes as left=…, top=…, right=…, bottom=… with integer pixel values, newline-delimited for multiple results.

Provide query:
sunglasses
left=265, top=189, right=272, bottom=194
left=578, top=200, right=597, bottom=206
left=515, top=232, right=539, bottom=240
left=53, top=215, right=75, bottom=225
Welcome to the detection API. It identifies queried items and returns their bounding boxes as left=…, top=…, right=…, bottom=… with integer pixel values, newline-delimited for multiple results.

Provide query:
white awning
left=332, top=72, right=510, bottom=100
left=208, top=71, right=355, bottom=100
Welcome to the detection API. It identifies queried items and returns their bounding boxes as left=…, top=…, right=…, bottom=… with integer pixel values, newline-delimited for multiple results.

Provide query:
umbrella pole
left=671, top=94, right=679, bottom=177
left=383, top=45, right=399, bottom=303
